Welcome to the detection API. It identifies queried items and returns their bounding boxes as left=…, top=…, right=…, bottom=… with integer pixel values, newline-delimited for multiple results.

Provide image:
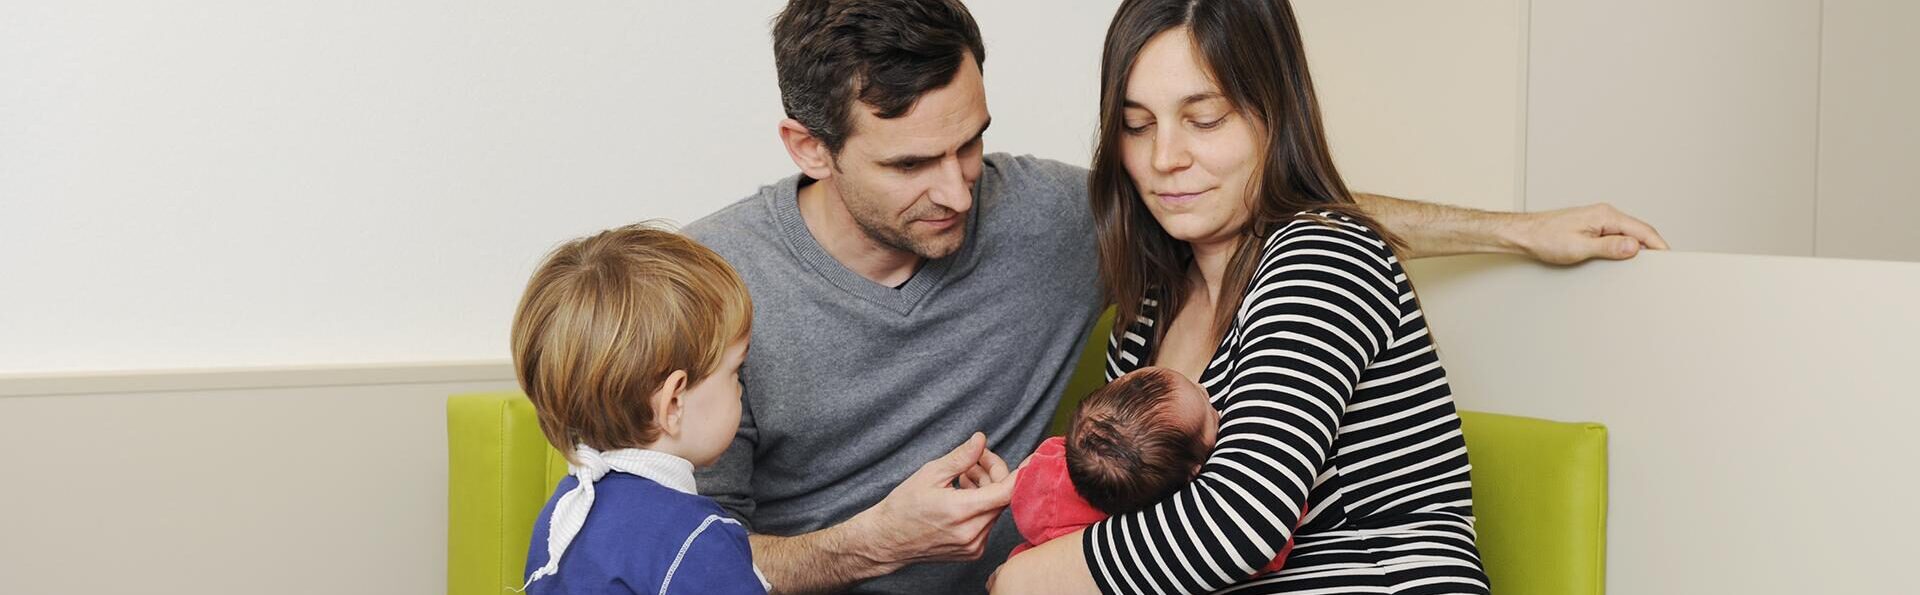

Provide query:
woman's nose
left=1152, top=126, right=1192, bottom=173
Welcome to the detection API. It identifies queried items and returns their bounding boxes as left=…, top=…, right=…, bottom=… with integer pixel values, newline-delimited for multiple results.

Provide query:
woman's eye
left=1122, top=123, right=1152, bottom=136
left=1193, top=117, right=1225, bottom=130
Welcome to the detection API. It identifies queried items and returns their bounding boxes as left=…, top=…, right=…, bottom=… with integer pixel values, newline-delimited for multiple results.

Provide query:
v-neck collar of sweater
left=771, top=175, right=981, bottom=316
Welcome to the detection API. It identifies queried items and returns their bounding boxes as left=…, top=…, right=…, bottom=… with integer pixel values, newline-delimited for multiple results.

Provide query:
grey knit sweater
left=684, top=153, right=1103, bottom=594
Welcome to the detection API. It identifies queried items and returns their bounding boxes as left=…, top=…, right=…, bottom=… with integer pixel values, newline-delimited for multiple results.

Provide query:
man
left=683, top=1, right=1666, bottom=593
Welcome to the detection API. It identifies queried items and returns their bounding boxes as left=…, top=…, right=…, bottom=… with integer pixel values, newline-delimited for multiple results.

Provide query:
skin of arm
left=987, top=530, right=1098, bottom=595
left=746, top=523, right=892, bottom=595
left=1352, top=193, right=1671, bottom=264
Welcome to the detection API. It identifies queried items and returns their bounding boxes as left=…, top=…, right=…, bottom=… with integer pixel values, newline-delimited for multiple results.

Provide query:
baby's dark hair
left=1065, top=368, right=1209, bottom=516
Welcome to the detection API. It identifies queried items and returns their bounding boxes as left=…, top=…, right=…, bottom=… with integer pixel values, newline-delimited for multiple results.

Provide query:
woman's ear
left=651, top=370, right=690, bottom=439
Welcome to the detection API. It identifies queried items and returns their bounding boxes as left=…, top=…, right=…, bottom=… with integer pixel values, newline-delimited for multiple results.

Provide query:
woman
left=991, top=0, right=1490, bottom=593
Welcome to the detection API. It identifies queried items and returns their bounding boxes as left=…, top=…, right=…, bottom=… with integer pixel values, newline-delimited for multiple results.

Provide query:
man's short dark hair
left=1066, top=368, right=1210, bottom=516
left=772, top=0, right=987, bottom=155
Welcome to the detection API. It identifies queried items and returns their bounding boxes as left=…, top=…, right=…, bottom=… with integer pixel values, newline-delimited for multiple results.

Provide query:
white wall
left=0, top=0, right=1125, bottom=375
left=1298, top=0, right=1528, bottom=213
left=1, top=0, right=791, bottom=373
left=1525, top=0, right=1823, bottom=256
left=0, top=0, right=1515, bottom=375
left=1406, top=251, right=1920, bottom=594
left=0, top=369, right=517, bottom=595
left=1816, top=0, right=1920, bottom=262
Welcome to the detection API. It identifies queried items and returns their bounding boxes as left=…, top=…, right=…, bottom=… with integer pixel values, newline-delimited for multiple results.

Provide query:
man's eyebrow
left=1121, top=92, right=1226, bottom=110
left=876, top=118, right=993, bottom=167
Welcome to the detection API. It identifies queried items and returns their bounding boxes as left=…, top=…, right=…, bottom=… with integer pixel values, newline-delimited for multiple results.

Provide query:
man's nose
left=929, top=157, right=974, bottom=214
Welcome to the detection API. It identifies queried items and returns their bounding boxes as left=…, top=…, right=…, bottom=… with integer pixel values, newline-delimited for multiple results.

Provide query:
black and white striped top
left=1087, top=213, right=1489, bottom=594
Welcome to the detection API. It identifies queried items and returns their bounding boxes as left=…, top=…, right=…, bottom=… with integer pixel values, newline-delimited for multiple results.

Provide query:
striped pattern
left=1087, top=213, right=1489, bottom=595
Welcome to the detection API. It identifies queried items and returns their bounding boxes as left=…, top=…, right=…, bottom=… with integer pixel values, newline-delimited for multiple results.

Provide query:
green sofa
left=448, top=313, right=1608, bottom=594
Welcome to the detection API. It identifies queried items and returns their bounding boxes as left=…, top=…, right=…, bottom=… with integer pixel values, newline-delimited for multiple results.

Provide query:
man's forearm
left=1351, top=192, right=1524, bottom=259
left=749, top=517, right=896, bottom=595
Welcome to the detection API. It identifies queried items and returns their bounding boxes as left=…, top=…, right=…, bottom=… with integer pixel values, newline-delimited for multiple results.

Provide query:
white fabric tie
left=520, top=446, right=697, bottom=590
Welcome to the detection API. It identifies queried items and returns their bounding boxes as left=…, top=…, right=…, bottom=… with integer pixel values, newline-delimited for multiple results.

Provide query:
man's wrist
left=1487, top=211, right=1535, bottom=257
left=834, top=508, right=906, bottom=576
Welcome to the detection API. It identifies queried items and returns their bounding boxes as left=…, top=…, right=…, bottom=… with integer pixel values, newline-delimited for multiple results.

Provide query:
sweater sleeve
left=1082, top=218, right=1401, bottom=595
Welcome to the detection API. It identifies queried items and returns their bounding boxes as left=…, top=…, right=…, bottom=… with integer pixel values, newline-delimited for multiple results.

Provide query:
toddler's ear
left=651, top=370, right=690, bottom=437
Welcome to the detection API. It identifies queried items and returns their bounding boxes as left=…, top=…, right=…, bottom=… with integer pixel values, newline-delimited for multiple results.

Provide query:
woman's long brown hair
left=1091, top=0, right=1404, bottom=347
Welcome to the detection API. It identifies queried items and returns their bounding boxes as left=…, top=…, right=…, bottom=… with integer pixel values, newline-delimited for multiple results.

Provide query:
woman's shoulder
left=1256, top=209, right=1398, bottom=274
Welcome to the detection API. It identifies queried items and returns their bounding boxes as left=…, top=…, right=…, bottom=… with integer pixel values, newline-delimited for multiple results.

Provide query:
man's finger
left=960, top=463, right=993, bottom=489
left=1614, top=214, right=1670, bottom=250
left=980, top=448, right=1011, bottom=483
left=923, top=432, right=988, bottom=483
left=1611, top=236, right=1643, bottom=259
left=1569, top=235, right=1636, bottom=263
left=957, top=468, right=1018, bottom=509
left=1597, top=210, right=1674, bottom=249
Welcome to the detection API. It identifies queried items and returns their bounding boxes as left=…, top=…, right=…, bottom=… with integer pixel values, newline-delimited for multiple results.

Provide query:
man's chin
left=911, top=225, right=968, bottom=260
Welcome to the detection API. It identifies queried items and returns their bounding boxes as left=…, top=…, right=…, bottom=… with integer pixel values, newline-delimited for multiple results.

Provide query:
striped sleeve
left=1083, top=218, right=1401, bottom=595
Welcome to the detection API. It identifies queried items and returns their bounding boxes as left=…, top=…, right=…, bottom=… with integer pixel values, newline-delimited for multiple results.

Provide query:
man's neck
left=796, top=179, right=924, bottom=287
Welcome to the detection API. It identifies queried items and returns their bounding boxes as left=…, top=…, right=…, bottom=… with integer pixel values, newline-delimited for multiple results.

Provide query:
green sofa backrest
left=448, top=310, right=1606, bottom=594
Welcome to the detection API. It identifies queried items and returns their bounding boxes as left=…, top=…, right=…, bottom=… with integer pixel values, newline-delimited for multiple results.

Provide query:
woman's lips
left=1157, top=188, right=1211, bottom=205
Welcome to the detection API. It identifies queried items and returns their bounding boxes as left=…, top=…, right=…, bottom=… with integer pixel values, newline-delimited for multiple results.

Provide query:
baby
left=1009, top=366, right=1299, bottom=573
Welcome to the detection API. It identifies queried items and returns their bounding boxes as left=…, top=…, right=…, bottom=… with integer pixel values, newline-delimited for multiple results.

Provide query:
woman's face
left=1120, top=27, right=1263, bottom=250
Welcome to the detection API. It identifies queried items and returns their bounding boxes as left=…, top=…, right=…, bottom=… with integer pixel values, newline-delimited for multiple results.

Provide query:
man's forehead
left=844, top=57, right=989, bottom=158
left=849, top=111, right=988, bottom=161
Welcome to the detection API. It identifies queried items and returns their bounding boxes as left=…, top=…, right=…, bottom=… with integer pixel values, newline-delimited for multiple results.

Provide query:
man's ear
left=778, top=118, right=838, bottom=181
left=650, top=370, right=690, bottom=439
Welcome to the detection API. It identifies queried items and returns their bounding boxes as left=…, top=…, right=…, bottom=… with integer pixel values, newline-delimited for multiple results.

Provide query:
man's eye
left=895, top=161, right=927, bottom=171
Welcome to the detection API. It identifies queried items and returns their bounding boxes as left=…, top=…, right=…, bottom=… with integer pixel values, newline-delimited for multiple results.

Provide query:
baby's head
left=1065, top=366, right=1220, bottom=515
left=511, top=222, right=753, bottom=468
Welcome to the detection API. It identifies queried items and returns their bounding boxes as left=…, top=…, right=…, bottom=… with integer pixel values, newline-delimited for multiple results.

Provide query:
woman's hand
left=986, top=529, right=1100, bottom=595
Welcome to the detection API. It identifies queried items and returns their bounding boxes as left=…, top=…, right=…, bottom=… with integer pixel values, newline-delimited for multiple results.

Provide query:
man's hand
left=957, top=438, right=1013, bottom=489
left=747, top=432, right=1016, bottom=594
left=848, top=432, right=1016, bottom=569
left=1512, top=203, right=1670, bottom=265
